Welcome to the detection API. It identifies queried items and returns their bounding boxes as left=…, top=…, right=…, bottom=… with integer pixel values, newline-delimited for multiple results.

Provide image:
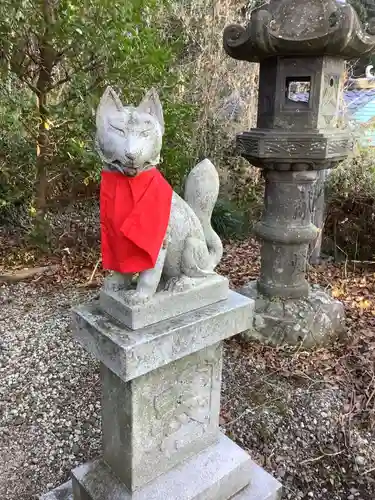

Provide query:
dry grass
left=168, top=0, right=262, bottom=198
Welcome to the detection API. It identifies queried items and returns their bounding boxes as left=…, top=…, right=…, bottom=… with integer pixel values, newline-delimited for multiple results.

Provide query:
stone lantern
left=223, top=0, right=375, bottom=346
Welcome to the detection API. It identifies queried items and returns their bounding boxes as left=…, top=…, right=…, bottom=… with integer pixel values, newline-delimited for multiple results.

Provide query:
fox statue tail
left=184, top=158, right=223, bottom=270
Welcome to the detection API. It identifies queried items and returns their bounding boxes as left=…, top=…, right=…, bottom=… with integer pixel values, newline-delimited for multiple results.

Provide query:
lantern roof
left=223, top=0, right=375, bottom=62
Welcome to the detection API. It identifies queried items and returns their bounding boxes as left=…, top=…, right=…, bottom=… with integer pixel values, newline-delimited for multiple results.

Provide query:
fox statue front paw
left=123, top=290, right=151, bottom=305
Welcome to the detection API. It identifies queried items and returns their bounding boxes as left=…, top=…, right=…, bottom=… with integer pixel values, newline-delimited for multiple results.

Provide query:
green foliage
left=325, top=146, right=375, bottom=260
left=0, top=0, right=198, bottom=217
left=211, top=198, right=249, bottom=240
left=0, top=83, right=35, bottom=210
left=328, top=146, right=375, bottom=201
left=161, top=100, right=199, bottom=191
left=361, top=0, right=375, bottom=19
left=348, top=0, right=375, bottom=75
left=349, top=0, right=375, bottom=22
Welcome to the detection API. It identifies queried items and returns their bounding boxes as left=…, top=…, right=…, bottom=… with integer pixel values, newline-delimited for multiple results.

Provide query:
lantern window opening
left=285, top=76, right=311, bottom=106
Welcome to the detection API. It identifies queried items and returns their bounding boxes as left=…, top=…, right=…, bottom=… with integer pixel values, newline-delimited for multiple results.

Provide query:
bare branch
left=4, top=49, right=39, bottom=95
left=52, top=76, right=103, bottom=108
left=25, top=48, right=40, bottom=66
left=20, top=75, right=40, bottom=95
left=49, top=69, right=71, bottom=90
left=48, top=57, right=105, bottom=91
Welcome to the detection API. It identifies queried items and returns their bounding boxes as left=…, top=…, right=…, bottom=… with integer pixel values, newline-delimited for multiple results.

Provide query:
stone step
left=232, top=459, right=282, bottom=500
left=40, top=436, right=281, bottom=500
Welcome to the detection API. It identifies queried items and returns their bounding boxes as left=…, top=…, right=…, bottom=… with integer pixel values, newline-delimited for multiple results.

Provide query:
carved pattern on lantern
left=263, top=141, right=323, bottom=156
left=327, top=139, right=349, bottom=154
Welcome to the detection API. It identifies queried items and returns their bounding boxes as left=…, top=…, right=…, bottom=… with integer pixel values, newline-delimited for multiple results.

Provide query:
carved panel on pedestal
left=293, top=189, right=309, bottom=222
left=290, top=250, right=308, bottom=284
left=150, top=362, right=214, bottom=455
left=293, top=183, right=314, bottom=223
left=137, top=344, right=221, bottom=468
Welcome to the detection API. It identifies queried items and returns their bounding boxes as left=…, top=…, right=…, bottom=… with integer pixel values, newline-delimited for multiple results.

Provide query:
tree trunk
left=35, top=92, right=49, bottom=216
left=34, top=0, right=57, bottom=217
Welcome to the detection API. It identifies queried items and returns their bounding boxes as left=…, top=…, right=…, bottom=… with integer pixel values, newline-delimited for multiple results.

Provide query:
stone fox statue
left=96, top=86, right=223, bottom=304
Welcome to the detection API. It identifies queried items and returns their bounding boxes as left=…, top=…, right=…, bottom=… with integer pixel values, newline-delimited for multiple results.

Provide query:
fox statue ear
left=137, top=88, right=164, bottom=134
left=96, top=86, right=123, bottom=130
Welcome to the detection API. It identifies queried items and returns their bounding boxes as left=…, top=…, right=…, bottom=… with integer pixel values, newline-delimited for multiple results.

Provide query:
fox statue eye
left=111, top=125, right=125, bottom=136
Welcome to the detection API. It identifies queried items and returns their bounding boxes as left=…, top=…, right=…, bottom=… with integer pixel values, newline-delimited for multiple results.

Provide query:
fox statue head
left=96, top=86, right=164, bottom=177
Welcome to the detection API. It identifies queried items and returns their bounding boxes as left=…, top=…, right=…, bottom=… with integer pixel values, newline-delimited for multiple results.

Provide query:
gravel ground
left=0, top=283, right=100, bottom=500
left=1, top=281, right=374, bottom=499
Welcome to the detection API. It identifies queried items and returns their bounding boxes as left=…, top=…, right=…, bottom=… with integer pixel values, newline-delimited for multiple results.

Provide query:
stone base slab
left=239, top=281, right=345, bottom=347
left=71, top=434, right=250, bottom=500
left=232, top=459, right=282, bottom=500
left=40, top=436, right=281, bottom=500
left=72, top=290, right=253, bottom=382
left=39, top=481, right=73, bottom=500
left=100, top=274, right=229, bottom=329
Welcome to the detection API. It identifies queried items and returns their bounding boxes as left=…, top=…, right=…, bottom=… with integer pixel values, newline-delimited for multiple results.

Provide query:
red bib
left=100, top=168, right=173, bottom=274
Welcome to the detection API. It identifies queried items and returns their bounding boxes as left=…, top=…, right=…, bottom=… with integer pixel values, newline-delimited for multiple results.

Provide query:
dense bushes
left=0, top=0, right=260, bottom=242
left=1, top=0, right=375, bottom=255
left=325, top=147, right=375, bottom=260
left=0, top=0, right=198, bottom=221
left=0, top=84, right=35, bottom=212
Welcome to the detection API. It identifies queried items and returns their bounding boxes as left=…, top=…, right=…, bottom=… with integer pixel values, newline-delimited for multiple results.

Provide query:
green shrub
left=325, top=146, right=375, bottom=260
left=212, top=198, right=250, bottom=240
left=328, top=146, right=375, bottom=202
left=0, top=0, right=198, bottom=224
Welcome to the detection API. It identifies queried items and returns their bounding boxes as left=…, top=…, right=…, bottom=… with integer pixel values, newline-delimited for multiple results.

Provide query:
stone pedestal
left=41, top=456, right=280, bottom=500
left=240, top=281, right=345, bottom=347
left=255, top=169, right=318, bottom=299
left=40, top=291, right=282, bottom=500
left=220, top=0, right=375, bottom=346
left=238, top=169, right=345, bottom=347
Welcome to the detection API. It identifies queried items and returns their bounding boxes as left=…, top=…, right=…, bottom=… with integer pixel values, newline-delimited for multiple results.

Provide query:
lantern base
left=239, top=281, right=345, bottom=347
